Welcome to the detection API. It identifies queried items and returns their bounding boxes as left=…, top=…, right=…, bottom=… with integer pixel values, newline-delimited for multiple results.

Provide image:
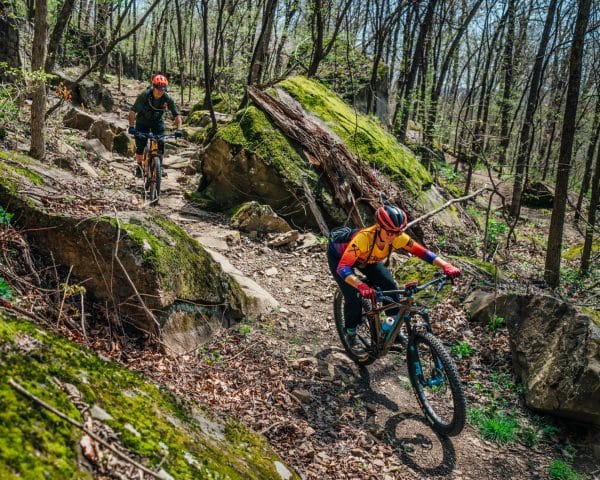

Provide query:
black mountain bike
left=134, top=132, right=176, bottom=205
left=333, top=274, right=466, bottom=436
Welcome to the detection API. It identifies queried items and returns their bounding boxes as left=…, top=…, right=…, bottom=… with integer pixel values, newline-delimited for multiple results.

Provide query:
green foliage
left=451, top=341, right=475, bottom=360
left=487, top=315, right=505, bottom=333
left=549, top=460, right=586, bottom=480
left=486, top=217, right=508, bottom=251
left=0, top=206, right=13, bottom=228
left=0, top=278, right=13, bottom=300
left=468, top=408, right=519, bottom=444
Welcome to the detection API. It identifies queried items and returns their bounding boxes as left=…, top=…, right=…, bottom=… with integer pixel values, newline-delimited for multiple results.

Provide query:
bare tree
left=545, top=0, right=592, bottom=287
left=30, top=0, right=49, bottom=160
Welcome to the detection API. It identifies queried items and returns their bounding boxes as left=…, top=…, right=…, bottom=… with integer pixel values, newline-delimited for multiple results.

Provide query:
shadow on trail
left=385, top=413, right=457, bottom=476
left=345, top=354, right=457, bottom=476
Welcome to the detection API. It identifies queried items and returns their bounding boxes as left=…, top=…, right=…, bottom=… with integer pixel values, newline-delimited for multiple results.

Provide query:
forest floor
left=1, top=77, right=599, bottom=480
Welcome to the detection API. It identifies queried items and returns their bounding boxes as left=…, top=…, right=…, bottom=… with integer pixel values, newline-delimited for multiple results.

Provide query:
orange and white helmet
left=152, top=74, right=169, bottom=90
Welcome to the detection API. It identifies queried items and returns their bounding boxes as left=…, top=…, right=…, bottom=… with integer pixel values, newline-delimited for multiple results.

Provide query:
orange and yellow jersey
left=332, top=225, right=437, bottom=279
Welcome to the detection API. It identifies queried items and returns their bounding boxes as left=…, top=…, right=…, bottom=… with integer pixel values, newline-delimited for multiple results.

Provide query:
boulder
left=231, top=201, right=292, bottom=235
left=83, top=138, right=112, bottom=162
left=0, top=154, right=275, bottom=354
left=188, top=110, right=234, bottom=127
left=522, top=181, right=554, bottom=208
left=467, top=291, right=600, bottom=425
left=87, top=118, right=116, bottom=151
left=112, top=131, right=135, bottom=156
left=197, top=76, right=431, bottom=231
left=54, top=71, right=114, bottom=112
left=63, top=107, right=96, bottom=131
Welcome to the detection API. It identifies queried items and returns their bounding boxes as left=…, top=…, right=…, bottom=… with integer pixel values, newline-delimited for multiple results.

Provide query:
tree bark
left=575, top=93, right=600, bottom=223
left=497, top=0, right=515, bottom=171
left=544, top=0, right=592, bottom=287
left=397, top=0, right=437, bottom=143
left=30, top=0, right=49, bottom=160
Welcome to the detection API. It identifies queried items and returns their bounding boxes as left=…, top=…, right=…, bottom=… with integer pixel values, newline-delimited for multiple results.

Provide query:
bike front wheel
left=407, top=331, right=466, bottom=436
left=145, top=155, right=162, bottom=205
left=333, top=289, right=377, bottom=365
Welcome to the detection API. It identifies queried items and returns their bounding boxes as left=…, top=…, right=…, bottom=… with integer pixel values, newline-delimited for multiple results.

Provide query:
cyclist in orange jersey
left=328, top=205, right=460, bottom=356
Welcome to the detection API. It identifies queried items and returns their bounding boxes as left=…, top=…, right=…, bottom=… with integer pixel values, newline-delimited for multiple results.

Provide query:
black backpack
left=328, top=226, right=360, bottom=245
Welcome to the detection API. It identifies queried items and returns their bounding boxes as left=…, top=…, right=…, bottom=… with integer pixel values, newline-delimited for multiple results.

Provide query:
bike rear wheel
left=145, top=155, right=161, bottom=204
left=333, top=289, right=377, bottom=365
left=407, top=331, right=466, bottom=436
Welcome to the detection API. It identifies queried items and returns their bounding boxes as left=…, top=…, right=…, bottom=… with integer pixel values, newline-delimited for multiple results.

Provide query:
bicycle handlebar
left=133, top=132, right=178, bottom=140
left=375, top=274, right=450, bottom=304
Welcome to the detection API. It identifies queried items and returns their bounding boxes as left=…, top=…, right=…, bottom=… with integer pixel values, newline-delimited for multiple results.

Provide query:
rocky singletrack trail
left=7, top=80, right=595, bottom=479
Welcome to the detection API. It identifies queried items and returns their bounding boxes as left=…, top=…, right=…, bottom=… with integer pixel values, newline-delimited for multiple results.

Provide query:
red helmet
left=152, top=74, right=169, bottom=89
left=375, top=205, right=407, bottom=232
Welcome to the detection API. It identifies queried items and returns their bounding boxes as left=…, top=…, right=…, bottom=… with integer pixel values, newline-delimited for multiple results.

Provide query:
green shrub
left=549, top=460, right=586, bottom=480
left=488, top=315, right=505, bottom=333
left=0, top=206, right=13, bottom=228
left=451, top=341, right=475, bottom=359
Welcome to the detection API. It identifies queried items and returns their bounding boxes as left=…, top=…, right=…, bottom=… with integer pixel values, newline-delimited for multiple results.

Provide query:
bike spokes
left=408, top=331, right=466, bottom=436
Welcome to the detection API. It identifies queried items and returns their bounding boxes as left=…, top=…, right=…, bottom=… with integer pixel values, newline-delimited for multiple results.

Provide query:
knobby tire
left=407, top=331, right=466, bottom=436
left=146, top=155, right=161, bottom=205
left=333, top=289, right=377, bottom=365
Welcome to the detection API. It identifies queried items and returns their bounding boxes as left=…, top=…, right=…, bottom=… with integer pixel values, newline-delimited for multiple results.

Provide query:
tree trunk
left=45, top=0, right=76, bottom=73
left=397, top=0, right=437, bottom=143
left=575, top=94, right=600, bottom=223
left=201, top=0, right=217, bottom=131
left=510, top=0, right=558, bottom=218
left=497, top=0, right=515, bottom=171
left=30, top=0, right=49, bottom=160
left=544, top=0, right=591, bottom=287
left=580, top=141, right=600, bottom=275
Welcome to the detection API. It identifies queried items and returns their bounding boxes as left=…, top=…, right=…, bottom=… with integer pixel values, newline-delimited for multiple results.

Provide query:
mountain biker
left=128, top=74, right=183, bottom=177
left=327, top=205, right=461, bottom=357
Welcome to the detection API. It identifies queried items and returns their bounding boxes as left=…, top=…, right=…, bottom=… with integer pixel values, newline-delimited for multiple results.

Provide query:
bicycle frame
left=363, top=275, right=449, bottom=357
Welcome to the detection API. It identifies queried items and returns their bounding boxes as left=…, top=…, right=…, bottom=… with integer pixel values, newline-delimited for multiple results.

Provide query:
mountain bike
left=134, top=132, right=176, bottom=205
left=333, top=274, right=466, bottom=436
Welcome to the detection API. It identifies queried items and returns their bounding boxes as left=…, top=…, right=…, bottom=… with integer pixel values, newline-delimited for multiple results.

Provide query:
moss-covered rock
left=278, top=76, right=431, bottom=194
left=563, top=237, right=600, bottom=261
left=0, top=153, right=264, bottom=354
left=0, top=311, right=298, bottom=479
left=198, top=76, right=430, bottom=230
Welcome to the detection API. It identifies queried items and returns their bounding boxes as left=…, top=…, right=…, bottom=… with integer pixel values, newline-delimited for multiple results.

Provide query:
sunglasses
left=384, top=228, right=402, bottom=236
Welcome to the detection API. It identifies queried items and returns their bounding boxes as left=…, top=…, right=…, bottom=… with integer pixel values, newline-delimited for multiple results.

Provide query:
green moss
left=278, top=76, right=432, bottom=194
left=217, top=106, right=312, bottom=187
left=582, top=307, right=600, bottom=327
left=109, top=214, right=242, bottom=303
left=0, top=153, right=44, bottom=193
left=0, top=312, right=299, bottom=479
left=188, top=109, right=208, bottom=126
left=563, top=238, right=600, bottom=261
left=394, top=257, right=451, bottom=304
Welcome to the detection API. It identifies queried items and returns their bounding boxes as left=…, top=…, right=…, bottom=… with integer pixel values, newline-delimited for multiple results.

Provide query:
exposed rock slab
left=466, top=291, right=600, bottom=425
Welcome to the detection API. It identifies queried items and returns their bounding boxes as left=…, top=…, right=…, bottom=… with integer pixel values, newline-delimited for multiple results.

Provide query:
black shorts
left=135, top=123, right=165, bottom=155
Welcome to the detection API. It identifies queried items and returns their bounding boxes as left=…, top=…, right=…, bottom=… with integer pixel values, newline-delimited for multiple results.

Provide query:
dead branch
left=8, top=379, right=164, bottom=480
left=247, top=85, right=387, bottom=226
left=406, top=187, right=492, bottom=228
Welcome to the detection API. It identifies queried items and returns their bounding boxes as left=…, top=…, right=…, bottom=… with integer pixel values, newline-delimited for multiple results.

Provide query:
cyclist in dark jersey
left=328, top=205, right=461, bottom=356
left=128, top=74, right=183, bottom=177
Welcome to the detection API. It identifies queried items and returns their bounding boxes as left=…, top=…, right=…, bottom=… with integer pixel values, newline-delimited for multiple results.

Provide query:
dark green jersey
left=131, top=88, right=179, bottom=127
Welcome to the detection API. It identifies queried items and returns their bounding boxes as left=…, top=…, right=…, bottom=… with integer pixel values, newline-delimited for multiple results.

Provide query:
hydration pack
left=328, top=226, right=360, bottom=245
